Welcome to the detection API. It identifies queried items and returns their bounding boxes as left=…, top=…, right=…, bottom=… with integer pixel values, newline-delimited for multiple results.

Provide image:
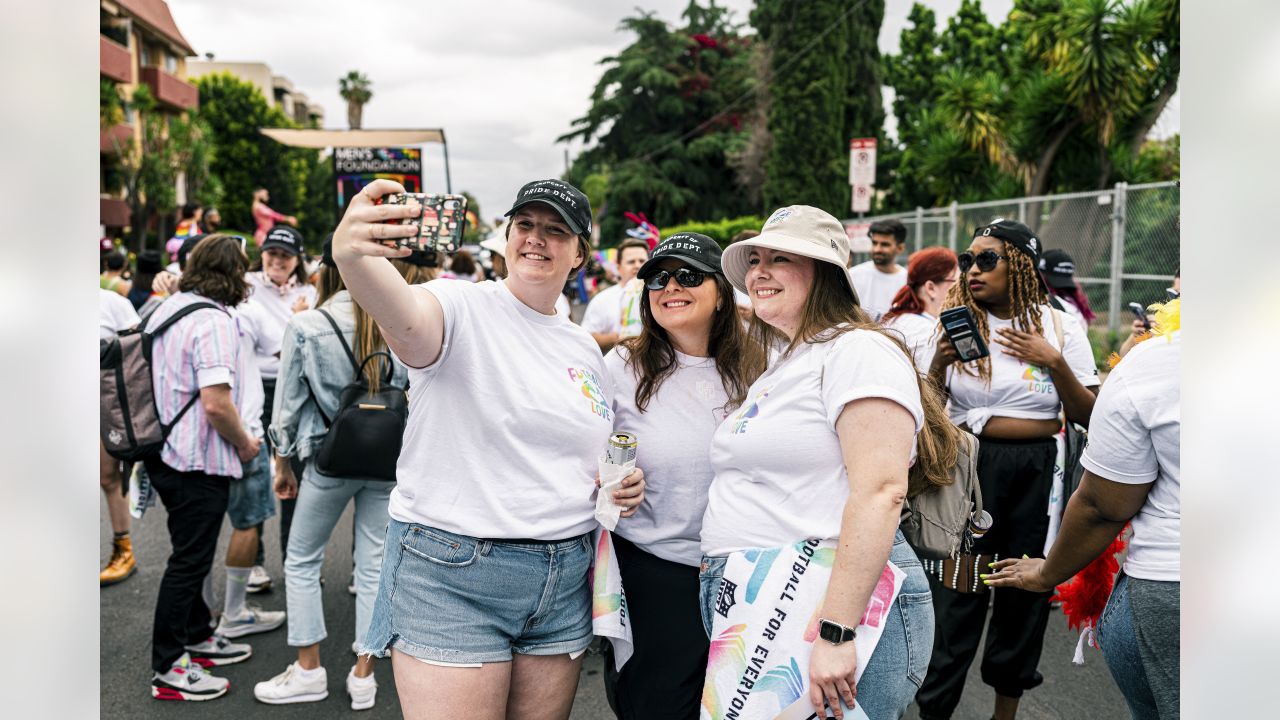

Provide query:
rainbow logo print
left=568, top=367, right=613, bottom=421
left=592, top=531, right=621, bottom=619
left=701, top=623, right=749, bottom=718
left=1022, top=364, right=1054, bottom=394
left=730, top=388, right=770, bottom=435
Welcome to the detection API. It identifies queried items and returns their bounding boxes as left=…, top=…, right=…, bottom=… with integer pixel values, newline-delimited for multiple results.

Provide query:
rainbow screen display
left=333, top=147, right=423, bottom=221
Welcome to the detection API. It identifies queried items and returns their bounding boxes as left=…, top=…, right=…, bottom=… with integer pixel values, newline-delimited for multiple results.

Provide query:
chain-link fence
left=843, top=181, right=1180, bottom=333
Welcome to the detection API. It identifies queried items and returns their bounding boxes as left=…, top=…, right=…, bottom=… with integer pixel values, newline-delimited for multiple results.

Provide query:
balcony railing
left=100, top=36, right=132, bottom=84
left=139, top=66, right=198, bottom=111
left=100, top=124, right=135, bottom=154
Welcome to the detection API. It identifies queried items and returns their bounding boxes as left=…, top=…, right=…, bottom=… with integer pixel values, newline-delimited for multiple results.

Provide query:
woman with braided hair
left=915, top=219, right=1100, bottom=720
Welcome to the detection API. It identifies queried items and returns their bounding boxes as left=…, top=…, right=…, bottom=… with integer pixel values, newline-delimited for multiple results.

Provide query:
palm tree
left=339, top=71, right=374, bottom=130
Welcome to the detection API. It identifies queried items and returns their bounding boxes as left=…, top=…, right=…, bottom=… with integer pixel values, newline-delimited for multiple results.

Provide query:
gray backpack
left=100, top=301, right=227, bottom=462
left=901, top=430, right=985, bottom=560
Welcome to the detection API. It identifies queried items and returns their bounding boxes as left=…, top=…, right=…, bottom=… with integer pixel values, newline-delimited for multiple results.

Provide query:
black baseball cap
left=972, top=218, right=1042, bottom=265
left=503, top=179, right=592, bottom=236
left=637, top=232, right=722, bottom=280
left=262, top=225, right=305, bottom=256
left=1038, top=249, right=1077, bottom=289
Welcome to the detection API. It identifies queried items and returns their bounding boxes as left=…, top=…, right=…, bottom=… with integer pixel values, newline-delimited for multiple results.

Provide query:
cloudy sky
left=169, top=0, right=1178, bottom=224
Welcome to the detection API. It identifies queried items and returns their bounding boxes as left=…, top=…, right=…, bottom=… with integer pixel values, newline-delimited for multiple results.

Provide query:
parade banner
left=700, top=539, right=904, bottom=720
left=334, top=147, right=423, bottom=220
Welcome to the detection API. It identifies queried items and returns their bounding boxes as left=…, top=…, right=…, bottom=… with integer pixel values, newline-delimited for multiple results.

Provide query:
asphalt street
left=102, top=490, right=1127, bottom=720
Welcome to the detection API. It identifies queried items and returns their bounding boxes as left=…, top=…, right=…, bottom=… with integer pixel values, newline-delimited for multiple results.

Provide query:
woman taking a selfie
left=332, top=178, right=644, bottom=720
left=915, top=219, right=1099, bottom=720
left=601, top=232, right=765, bottom=719
left=699, top=206, right=958, bottom=720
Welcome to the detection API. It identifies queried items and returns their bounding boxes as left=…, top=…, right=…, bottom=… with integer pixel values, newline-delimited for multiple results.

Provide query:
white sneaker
left=246, top=564, right=272, bottom=593
left=216, top=605, right=286, bottom=638
left=152, top=653, right=230, bottom=701
left=253, top=662, right=329, bottom=704
left=184, top=633, right=252, bottom=666
left=347, top=667, right=377, bottom=711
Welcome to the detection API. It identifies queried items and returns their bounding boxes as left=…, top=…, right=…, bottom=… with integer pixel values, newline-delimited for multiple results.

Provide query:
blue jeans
left=1097, top=573, right=1181, bottom=719
left=699, top=531, right=934, bottom=719
left=226, top=440, right=275, bottom=530
left=283, top=463, right=392, bottom=647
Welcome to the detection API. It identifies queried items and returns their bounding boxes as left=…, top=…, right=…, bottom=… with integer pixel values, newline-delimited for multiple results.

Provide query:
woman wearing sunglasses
left=915, top=219, right=1099, bottom=720
left=881, top=247, right=960, bottom=372
left=600, top=233, right=765, bottom=720
left=699, top=206, right=960, bottom=720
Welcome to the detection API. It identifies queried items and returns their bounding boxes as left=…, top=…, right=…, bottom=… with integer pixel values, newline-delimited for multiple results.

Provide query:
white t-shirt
left=392, top=279, right=615, bottom=540
left=99, top=288, right=140, bottom=340
left=230, top=305, right=267, bottom=439
left=555, top=293, right=571, bottom=319
left=883, top=312, right=938, bottom=372
left=244, top=272, right=318, bottom=380
left=701, top=329, right=924, bottom=556
left=582, top=283, right=623, bottom=334
left=1058, top=296, right=1089, bottom=332
left=848, top=262, right=907, bottom=322
left=946, top=305, right=1100, bottom=432
left=1080, top=331, right=1180, bottom=582
left=604, top=346, right=733, bottom=566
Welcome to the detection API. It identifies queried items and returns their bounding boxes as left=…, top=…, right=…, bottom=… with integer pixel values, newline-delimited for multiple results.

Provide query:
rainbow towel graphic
left=590, top=529, right=633, bottom=671
left=699, top=539, right=904, bottom=720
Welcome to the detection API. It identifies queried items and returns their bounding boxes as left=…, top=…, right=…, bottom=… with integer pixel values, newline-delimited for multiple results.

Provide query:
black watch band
left=818, top=618, right=856, bottom=645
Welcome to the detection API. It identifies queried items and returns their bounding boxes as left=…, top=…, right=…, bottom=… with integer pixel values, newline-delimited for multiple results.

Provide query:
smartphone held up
left=939, top=306, right=991, bottom=362
left=377, top=192, right=469, bottom=256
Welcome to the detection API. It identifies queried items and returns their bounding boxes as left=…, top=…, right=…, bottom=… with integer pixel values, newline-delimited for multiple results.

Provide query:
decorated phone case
left=379, top=192, right=469, bottom=255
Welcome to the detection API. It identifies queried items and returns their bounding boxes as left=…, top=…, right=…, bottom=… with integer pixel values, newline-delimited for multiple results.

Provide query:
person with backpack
left=252, top=242, right=432, bottom=710
left=139, top=233, right=263, bottom=701
left=697, top=207, right=955, bottom=720
left=915, top=219, right=1100, bottom=720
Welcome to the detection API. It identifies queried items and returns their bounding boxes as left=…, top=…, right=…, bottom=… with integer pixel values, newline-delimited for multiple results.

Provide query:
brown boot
left=100, top=534, right=137, bottom=586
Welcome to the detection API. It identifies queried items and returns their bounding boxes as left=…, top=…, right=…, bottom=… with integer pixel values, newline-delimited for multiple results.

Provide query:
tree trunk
left=1023, top=117, right=1082, bottom=228
left=1128, top=52, right=1179, bottom=156
left=347, top=101, right=362, bottom=130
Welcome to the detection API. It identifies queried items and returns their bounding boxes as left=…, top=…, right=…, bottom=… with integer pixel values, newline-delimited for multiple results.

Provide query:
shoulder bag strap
left=318, top=309, right=358, bottom=370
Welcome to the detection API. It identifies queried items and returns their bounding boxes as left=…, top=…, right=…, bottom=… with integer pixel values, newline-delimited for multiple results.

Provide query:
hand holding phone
left=1128, top=302, right=1151, bottom=330
left=939, top=306, right=990, bottom=362
left=378, top=192, right=469, bottom=255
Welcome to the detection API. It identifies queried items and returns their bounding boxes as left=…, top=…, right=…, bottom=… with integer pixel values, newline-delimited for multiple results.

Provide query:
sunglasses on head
left=644, top=267, right=708, bottom=291
left=957, top=249, right=1007, bottom=274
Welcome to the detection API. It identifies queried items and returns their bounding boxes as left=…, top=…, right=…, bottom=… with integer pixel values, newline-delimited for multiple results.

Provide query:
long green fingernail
left=1023, top=554, right=1030, bottom=559
left=979, top=573, right=988, bottom=579
left=987, top=562, right=995, bottom=567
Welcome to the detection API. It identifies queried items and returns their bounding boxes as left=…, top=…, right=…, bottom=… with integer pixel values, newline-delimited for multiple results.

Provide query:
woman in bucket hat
left=698, top=206, right=959, bottom=719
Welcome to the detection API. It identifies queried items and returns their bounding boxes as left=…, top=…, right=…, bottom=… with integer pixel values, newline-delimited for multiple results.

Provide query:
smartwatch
left=818, top=618, right=856, bottom=645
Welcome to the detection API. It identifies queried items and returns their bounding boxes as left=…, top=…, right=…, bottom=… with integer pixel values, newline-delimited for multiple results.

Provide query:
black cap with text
left=503, top=179, right=592, bottom=236
left=637, top=232, right=722, bottom=279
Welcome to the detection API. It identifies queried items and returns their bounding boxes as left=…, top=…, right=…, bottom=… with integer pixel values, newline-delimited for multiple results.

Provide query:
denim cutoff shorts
left=698, top=530, right=935, bottom=719
left=226, top=441, right=276, bottom=530
left=360, top=518, right=594, bottom=664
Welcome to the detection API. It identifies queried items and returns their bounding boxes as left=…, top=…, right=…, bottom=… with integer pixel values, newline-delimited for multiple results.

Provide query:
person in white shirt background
left=881, top=247, right=959, bottom=372
left=848, top=218, right=909, bottom=322
left=987, top=302, right=1180, bottom=720
left=600, top=232, right=765, bottom=719
left=917, top=218, right=1100, bottom=720
left=583, top=237, right=650, bottom=352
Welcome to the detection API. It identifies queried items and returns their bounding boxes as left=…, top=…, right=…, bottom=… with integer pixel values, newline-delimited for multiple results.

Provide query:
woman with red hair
left=882, top=247, right=959, bottom=371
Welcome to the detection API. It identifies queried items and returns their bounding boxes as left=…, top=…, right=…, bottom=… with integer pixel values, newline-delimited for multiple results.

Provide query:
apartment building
left=186, top=60, right=326, bottom=127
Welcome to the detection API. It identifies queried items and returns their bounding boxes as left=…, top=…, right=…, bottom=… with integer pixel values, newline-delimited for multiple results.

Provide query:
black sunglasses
left=958, top=249, right=1007, bottom=274
left=644, top=267, right=709, bottom=291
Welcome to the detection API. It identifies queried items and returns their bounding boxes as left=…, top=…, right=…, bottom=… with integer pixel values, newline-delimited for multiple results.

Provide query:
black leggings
left=916, top=436, right=1057, bottom=719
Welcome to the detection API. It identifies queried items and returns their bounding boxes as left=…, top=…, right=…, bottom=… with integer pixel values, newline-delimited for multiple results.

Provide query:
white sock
left=297, top=663, right=325, bottom=679
left=225, top=566, right=252, bottom=619
left=202, top=572, right=218, bottom=613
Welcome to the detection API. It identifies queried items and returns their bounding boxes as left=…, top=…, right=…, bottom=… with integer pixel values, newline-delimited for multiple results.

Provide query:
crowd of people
left=100, top=179, right=1180, bottom=720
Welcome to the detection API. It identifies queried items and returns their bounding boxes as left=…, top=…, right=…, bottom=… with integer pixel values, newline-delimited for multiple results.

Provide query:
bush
left=660, top=215, right=765, bottom=248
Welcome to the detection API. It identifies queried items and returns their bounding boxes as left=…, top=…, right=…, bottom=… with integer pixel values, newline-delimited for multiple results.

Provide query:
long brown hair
left=178, top=234, right=249, bottom=306
left=940, top=240, right=1047, bottom=383
left=354, top=259, right=436, bottom=392
left=315, top=265, right=345, bottom=308
left=751, top=261, right=959, bottom=496
left=620, top=273, right=765, bottom=415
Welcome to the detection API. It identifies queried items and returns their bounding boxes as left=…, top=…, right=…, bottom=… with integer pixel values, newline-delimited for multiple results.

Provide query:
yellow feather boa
left=1108, top=298, right=1179, bottom=369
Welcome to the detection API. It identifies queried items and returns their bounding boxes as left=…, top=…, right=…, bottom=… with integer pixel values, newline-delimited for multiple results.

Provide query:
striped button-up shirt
left=148, top=291, right=245, bottom=478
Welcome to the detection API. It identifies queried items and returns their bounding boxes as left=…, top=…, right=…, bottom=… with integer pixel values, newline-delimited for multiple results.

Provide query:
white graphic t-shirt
left=884, top=311, right=939, bottom=372
left=392, top=279, right=614, bottom=540
left=946, top=305, right=1099, bottom=433
left=701, top=329, right=924, bottom=556
left=604, top=347, right=732, bottom=566
left=848, top=262, right=907, bottom=322
left=1080, top=331, right=1180, bottom=582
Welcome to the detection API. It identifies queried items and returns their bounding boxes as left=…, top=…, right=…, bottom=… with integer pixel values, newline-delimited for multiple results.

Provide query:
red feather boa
left=1051, top=528, right=1128, bottom=642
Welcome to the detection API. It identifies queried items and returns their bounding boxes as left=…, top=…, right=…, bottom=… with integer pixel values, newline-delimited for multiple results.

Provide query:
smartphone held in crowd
left=100, top=177, right=1179, bottom=720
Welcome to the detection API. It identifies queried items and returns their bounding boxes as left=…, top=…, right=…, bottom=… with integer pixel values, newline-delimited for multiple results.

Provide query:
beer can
left=605, top=432, right=638, bottom=466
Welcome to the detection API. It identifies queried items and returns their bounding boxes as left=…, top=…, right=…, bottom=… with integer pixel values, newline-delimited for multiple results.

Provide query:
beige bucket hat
left=721, top=205, right=861, bottom=305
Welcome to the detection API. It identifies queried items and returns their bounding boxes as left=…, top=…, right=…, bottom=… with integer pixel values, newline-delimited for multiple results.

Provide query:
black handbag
left=311, top=310, right=407, bottom=482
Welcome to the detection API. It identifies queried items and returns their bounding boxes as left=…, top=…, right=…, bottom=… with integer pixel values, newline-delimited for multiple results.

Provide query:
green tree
left=339, top=71, right=373, bottom=130
left=560, top=2, right=755, bottom=243
left=116, top=85, right=181, bottom=249
left=752, top=0, right=885, bottom=215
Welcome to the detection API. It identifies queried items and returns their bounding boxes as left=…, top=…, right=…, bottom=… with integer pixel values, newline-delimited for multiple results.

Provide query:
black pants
left=916, top=436, right=1057, bottom=719
left=602, top=534, right=709, bottom=720
left=148, top=459, right=230, bottom=672
left=255, top=378, right=299, bottom=565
